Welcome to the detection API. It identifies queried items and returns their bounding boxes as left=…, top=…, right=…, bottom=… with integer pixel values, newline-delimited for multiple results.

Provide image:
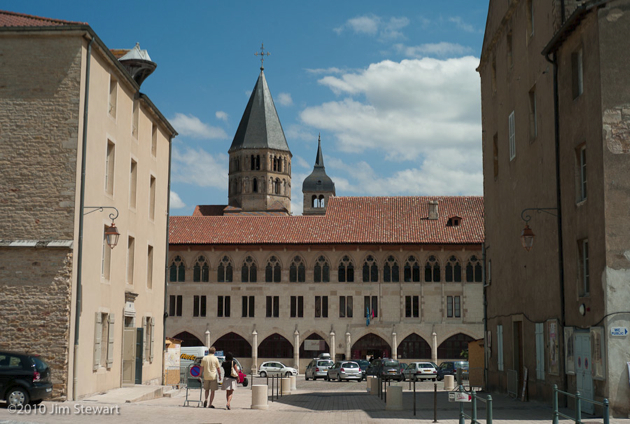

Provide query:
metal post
left=552, top=384, right=559, bottom=424
left=384, top=378, right=387, bottom=403
left=459, top=385, right=465, bottom=424
left=603, top=398, right=609, bottom=424
left=270, top=375, right=274, bottom=402
left=433, top=382, right=438, bottom=423
left=413, top=377, right=416, bottom=416
left=472, top=390, right=477, bottom=423
left=487, top=395, right=492, bottom=424
left=280, top=375, right=283, bottom=398
left=575, top=391, right=582, bottom=424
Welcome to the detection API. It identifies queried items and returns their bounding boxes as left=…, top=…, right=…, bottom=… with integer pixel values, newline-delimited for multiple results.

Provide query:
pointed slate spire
left=228, top=69, right=290, bottom=153
left=314, top=134, right=325, bottom=168
left=302, top=135, right=335, bottom=193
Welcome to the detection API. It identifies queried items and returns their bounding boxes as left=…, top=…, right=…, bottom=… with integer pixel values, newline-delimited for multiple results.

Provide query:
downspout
left=545, top=51, right=567, bottom=395
left=162, top=135, right=173, bottom=384
left=73, top=35, right=94, bottom=401
left=482, top=244, right=488, bottom=389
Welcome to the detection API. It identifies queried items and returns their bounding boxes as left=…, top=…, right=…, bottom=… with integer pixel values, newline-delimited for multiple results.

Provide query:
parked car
left=366, top=358, right=404, bottom=381
left=305, top=359, right=334, bottom=380
left=399, top=362, right=408, bottom=375
left=258, top=361, right=298, bottom=378
left=326, top=361, right=362, bottom=382
left=403, top=362, right=438, bottom=381
left=436, top=361, right=469, bottom=381
left=355, top=360, right=370, bottom=380
left=0, top=352, right=53, bottom=406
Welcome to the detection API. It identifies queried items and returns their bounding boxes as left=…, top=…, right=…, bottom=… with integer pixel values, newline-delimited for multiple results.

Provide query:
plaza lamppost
left=520, top=208, right=558, bottom=251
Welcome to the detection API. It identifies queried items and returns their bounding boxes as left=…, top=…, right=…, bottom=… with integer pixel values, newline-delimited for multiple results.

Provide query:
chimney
left=428, top=200, right=439, bottom=220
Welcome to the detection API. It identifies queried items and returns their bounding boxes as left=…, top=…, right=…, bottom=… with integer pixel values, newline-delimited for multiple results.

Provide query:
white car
left=258, top=361, right=298, bottom=377
left=403, top=361, right=438, bottom=381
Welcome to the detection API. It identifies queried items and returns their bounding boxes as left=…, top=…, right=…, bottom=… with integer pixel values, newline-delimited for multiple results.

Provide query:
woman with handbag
left=221, top=352, right=238, bottom=410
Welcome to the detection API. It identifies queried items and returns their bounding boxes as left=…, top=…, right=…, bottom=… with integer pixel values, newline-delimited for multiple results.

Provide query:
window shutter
left=94, top=312, right=102, bottom=371
left=150, top=317, right=155, bottom=363
left=107, top=314, right=115, bottom=368
left=142, top=316, right=147, bottom=363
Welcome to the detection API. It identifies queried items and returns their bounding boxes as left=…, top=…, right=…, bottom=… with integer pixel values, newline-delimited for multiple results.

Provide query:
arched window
left=404, top=255, right=421, bottom=282
left=255, top=155, right=260, bottom=170
left=265, top=256, right=282, bottom=283
left=312, top=195, right=318, bottom=208
left=466, top=255, right=483, bottom=282
left=313, top=256, right=330, bottom=283
left=193, top=255, right=209, bottom=282
left=217, top=256, right=233, bottom=282
left=437, top=333, right=475, bottom=359
left=424, top=255, right=440, bottom=282
left=241, top=256, right=257, bottom=283
left=338, top=255, right=354, bottom=282
left=252, top=178, right=258, bottom=193
left=172, top=331, right=203, bottom=347
left=289, top=256, right=306, bottom=282
left=398, top=333, right=431, bottom=359
left=383, top=255, right=399, bottom=282
left=445, top=256, right=462, bottom=283
left=299, top=333, right=330, bottom=358
left=362, top=255, right=378, bottom=282
left=250, top=154, right=255, bottom=170
left=214, top=332, right=252, bottom=358
left=258, top=333, right=293, bottom=358
left=319, top=195, right=325, bottom=208
left=273, top=156, right=278, bottom=171
left=169, top=256, right=185, bottom=282
left=275, top=178, right=280, bottom=195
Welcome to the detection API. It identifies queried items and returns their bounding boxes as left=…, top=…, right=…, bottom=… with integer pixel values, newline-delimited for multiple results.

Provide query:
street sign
left=610, top=327, right=628, bottom=337
left=448, top=391, right=472, bottom=402
left=190, top=365, right=201, bottom=377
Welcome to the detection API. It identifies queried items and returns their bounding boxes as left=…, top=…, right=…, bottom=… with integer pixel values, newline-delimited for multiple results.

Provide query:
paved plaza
left=1, top=378, right=628, bottom=424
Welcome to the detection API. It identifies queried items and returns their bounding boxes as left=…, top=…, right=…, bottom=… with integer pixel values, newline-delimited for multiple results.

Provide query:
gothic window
left=169, top=256, right=185, bottom=282
left=253, top=178, right=258, bottom=193
left=289, top=256, right=306, bottom=282
left=312, top=195, right=318, bottom=208
left=362, top=255, right=378, bottom=282
left=193, top=255, right=209, bottom=282
left=250, top=155, right=255, bottom=170
left=273, top=156, right=278, bottom=171
left=313, top=256, right=330, bottom=283
left=235, top=158, right=240, bottom=171
left=445, top=256, right=462, bottom=283
left=404, top=255, right=421, bottom=282
left=318, top=195, right=325, bottom=208
left=338, top=255, right=354, bottom=282
left=383, top=255, right=399, bottom=282
left=241, top=256, right=257, bottom=282
left=466, top=255, right=483, bottom=282
left=255, top=155, right=260, bottom=170
left=424, top=255, right=441, bottom=282
left=275, top=178, right=280, bottom=195
left=217, top=256, right=233, bottom=283
left=265, top=256, right=282, bottom=283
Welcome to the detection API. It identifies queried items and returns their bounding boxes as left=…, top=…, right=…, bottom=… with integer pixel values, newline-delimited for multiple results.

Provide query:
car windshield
left=419, top=364, right=434, bottom=368
left=384, top=360, right=399, bottom=367
left=318, top=361, right=333, bottom=366
left=32, top=357, right=49, bottom=371
left=342, top=362, right=358, bottom=368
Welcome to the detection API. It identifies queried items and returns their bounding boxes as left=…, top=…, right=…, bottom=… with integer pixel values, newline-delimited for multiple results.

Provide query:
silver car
left=403, top=361, right=438, bottom=381
left=305, top=359, right=334, bottom=380
left=326, top=361, right=362, bottom=382
left=258, top=361, right=298, bottom=378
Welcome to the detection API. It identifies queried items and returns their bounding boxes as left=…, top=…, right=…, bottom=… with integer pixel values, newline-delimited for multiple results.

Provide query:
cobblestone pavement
left=1, top=377, right=628, bottom=424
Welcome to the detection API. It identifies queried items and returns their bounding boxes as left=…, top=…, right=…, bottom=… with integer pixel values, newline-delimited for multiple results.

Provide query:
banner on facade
left=564, top=327, right=575, bottom=375
left=590, top=327, right=605, bottom=380
left=304, top=340, right=325, bottom=351
left=548, top=320, right=559, bottom=375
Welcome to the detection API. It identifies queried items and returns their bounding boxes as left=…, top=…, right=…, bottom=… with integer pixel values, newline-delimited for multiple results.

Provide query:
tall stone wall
left=0, top=248, right=73, bottom=400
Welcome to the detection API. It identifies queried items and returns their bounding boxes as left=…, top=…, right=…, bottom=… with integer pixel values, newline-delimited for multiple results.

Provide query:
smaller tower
left=302, top=135, right=335, bottom=215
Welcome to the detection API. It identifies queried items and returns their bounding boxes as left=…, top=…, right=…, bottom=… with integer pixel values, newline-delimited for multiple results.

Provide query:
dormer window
left=317, top=180, right=322, bottom=185
left=447, top=216, right=462, bottom=227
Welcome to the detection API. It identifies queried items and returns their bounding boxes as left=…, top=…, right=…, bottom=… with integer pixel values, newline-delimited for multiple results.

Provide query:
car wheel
left=285, top=372, right=291, bottom=378
left=260, top=371, right=267, bottom=378
left=325, top=375, right=329, bottom=381
left=305, top=374, right=309, bottom=381
left=7, top=387, right=29, bottom=407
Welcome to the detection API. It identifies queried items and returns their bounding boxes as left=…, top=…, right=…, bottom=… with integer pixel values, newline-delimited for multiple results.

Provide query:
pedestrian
left=221, top=352, right=238, bottom=410
left=200, top=346, right=221, bottom=408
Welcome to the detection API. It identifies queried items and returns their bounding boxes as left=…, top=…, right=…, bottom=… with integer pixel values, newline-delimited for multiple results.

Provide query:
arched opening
left=253, top=178, right=258, bottom=193
left=299, top=333, right=330, bottom=359
left=312, top=195, right=318, bottom=208
left=173, top=331, right=203, bottom=347
left=258, top=333, right=293, bottom=358
left=214, top=332, right=252, bottom=358
left=398, top=333, right=431, bottom=360
left=438, top=333, right=475, bottom=359
left=318, top=195, right=325, bottom=208
left=351, top=333, right=391, bottom=360
left=255, top=155, right=260, bottom=170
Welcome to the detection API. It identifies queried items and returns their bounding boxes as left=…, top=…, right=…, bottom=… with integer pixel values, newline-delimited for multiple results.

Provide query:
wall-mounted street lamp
left=84, top=206, right=120, bottom=249
left=520, top=208, right=558, bottom=251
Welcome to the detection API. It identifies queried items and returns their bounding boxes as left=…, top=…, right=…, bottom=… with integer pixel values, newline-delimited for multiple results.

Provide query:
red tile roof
left=0, top=10, right=86, bottom=27
left=170, top=196, right=484, bottom=245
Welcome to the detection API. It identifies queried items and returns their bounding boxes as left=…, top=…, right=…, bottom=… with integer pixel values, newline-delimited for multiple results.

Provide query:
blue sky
left=6, top=1, right=489, bottom=216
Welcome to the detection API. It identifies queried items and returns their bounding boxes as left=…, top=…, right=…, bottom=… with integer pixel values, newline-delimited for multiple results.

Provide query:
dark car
left=0, top=352, right=53, bottom=406
left=366, top=358, right=403, bottom=381
left=436, top=360, right=469, bottom=381
left=355, top=360, right=370, bottom=380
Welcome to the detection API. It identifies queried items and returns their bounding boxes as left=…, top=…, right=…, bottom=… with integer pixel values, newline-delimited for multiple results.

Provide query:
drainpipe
left=482, top=244, right=488, bottom=389
left=73, top=35, right=94, bottom=401
left=162, top=135, right=173, bottom=384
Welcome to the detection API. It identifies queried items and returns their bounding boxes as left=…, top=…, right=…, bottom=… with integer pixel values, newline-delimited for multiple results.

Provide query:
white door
left=574, top=332, right=594, bottom=414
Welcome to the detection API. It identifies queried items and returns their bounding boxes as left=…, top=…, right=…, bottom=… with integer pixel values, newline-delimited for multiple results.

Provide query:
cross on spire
left=254, top=43, right=270, bottom=70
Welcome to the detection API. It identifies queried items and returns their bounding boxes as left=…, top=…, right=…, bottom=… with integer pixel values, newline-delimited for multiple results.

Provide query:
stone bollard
left=281, top=377, right=292, bottom=394
left=251, top=385, right=268, bottom=410
left=386, top=386, right=403, bottom=411
left=366, top=375, right=373, bottom=392
left=290, top=375, right=297, bottom=391
left=369, top=376, right=379, bottom=395
left=443, top=375, right=455, bottom=391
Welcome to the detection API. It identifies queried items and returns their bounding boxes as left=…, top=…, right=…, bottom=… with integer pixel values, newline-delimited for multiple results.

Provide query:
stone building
left=478, top=0, right=630, bottom=416
left=0, top=11, right=176, bottom=399
left=166, top=67, right=485, bottom=373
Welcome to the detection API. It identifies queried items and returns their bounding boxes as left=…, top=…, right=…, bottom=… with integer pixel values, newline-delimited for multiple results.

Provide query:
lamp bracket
left=521, top=207, right=558, bottom=224
left=84, top=206, right=119, bottom=221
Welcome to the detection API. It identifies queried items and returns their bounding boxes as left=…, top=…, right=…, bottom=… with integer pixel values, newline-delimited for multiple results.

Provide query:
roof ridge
left=0, top=9, right=86, bottom=25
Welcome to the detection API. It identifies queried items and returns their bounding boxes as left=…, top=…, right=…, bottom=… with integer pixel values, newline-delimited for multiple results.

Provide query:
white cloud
left=448, top=16, right=478, bottom=33
left=335, top=14, right=409, bottom=40
left=215, top=111, right=228, bottom=122
left=381, top=17, right=410, bottom=40
left=305, top=67, right=346, bottom=75
left=285, top=124, right=315, bottom=142
left=170, top=113, right=228, bottom=139
left=171, top=145, right=229, bottom=189
left=394, top=42, right=473, bottom=58
left=277, top=92, right=293, bottom=106
left=169, top=191, right=186, bottom=209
